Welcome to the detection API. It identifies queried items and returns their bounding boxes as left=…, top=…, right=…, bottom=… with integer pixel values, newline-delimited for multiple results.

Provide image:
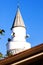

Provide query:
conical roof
left=11, top=8, right=25, bottom=29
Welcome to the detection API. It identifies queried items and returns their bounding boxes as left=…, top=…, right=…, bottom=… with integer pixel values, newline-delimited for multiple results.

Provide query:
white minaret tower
left=7, top=8, right=31, bottom=55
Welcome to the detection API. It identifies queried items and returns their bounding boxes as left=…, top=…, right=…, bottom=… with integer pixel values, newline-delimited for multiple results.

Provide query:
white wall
left=7, top=27, right=31, bottom=54
left=12, top=27, right=26, bottom=42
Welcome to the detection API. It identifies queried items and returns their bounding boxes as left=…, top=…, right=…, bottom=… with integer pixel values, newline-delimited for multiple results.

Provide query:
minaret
left=7, top=8, right=31, bottom=55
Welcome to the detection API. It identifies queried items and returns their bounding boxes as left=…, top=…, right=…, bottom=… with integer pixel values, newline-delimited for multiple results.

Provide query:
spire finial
left=17, top=0, right=19, bottom=9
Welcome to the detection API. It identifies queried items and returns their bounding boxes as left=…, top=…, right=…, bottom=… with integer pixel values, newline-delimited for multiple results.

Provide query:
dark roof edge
left=0, top=43, right=43, bottom=65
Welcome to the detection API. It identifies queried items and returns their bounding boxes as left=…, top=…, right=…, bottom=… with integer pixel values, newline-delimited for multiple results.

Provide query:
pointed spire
left=11, top=7, right=25, bottom=29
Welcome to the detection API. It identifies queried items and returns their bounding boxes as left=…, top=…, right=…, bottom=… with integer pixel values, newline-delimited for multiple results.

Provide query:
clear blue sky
left=0, top=0, right=43, bottom=55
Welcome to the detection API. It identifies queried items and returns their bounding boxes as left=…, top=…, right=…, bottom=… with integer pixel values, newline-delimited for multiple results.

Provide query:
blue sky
left=0, top=0, right=43, bottom=55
